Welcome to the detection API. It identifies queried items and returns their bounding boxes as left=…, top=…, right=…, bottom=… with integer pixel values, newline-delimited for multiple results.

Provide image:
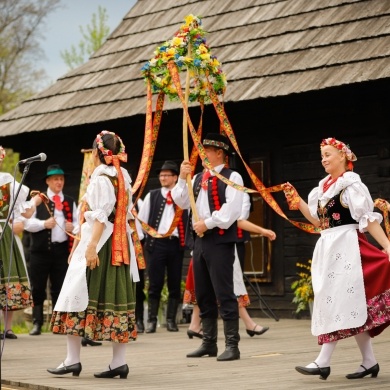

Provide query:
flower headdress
left=141, top=14, right=227, bottom=102
left=95, top=130, right=127, bottom=164
left=95, top=130, right=129, bottom=266
left=0, top=146, right=6, bottom=161
left=320, top=137, right=357, bottom=170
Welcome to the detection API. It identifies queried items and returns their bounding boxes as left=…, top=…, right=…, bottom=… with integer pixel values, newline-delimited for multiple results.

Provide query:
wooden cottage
left=1, top=0, right=389, bottom=318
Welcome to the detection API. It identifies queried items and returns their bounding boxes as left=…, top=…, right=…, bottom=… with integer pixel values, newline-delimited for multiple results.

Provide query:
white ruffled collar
left=317, top=171, right=361, bottom=202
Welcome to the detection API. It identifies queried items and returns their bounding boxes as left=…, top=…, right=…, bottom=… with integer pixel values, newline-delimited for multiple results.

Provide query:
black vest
left=144, top=189, right=188, bottom=252
left=30, top=193, right=75, bottom=252
left=317, top=189, right=356, bottom=230
left=186, top=168, right=238, bottom=248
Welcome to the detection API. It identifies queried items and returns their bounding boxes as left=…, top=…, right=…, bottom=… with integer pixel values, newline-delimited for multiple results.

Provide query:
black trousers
left=146, top=238, right=184, bottom=301
left=28, top=242, right=69, bottom=308
left=192, top=234, right=238, bottom=321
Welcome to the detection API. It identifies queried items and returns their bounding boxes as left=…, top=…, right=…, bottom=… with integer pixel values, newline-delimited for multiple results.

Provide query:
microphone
left=19, top=153, right=47, bottom=165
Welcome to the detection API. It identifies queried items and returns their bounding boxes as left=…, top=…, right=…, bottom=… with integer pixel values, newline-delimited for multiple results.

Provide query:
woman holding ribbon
left=47, top=131, right=139, bottom=379
left=283, top=137, right=390, bottom=380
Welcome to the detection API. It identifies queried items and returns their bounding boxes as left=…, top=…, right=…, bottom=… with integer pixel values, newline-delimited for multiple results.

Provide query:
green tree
left=60, top=6, right=110, bottom=70
left=0, top=0, right=61, bottom=114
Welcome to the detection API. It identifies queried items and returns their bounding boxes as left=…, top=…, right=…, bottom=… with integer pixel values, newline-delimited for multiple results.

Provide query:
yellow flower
left=291, top=259, right=313, bottom=313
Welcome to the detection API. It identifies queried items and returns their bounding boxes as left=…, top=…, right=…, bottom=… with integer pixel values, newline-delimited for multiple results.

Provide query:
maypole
left=141, top=14, right=319, bottom=235
left=141, top=14, right=227, bottom=222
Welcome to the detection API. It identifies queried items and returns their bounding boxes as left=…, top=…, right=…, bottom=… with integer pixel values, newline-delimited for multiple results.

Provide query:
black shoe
left=94, top=364, right=129, bottom=379
left=187, top=344, right=218, bottom=358
left=187, top=329, right=203, bottom=339
left=166, top=320, right=179, bottom=332
left=295, top=362, right=330, bottom=380
left=145, top=322, right=157, bottom=334
left=246, top=325, right=269, bottom=337
left=217, top=347, right=240, bottom=361
left=136, top=320, right=145, bottom=334
left=47, top=362, right=82, bottom=377
left=29, top=324, right=41, bottom=336
left=346, top=363, right=379, bottom=379
left=81, top=337, right=102, bottom=347
left=1, top=330, right=18, bottom=339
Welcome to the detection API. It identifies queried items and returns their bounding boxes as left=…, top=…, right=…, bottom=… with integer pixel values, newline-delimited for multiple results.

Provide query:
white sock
left=62, top=335, right=82, bottom=367
left=109, top=342, right=127, bottom=370
left=354, top=332, right=377, bottom=372
left=306, top=340, right=337, bottom=368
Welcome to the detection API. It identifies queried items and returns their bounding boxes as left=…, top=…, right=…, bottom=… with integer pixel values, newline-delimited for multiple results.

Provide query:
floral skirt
left=0, top=223, right=32, bottom=311
left=318, top=232, right=390, bottom=344
left=51, top=238, right=137, bottom=343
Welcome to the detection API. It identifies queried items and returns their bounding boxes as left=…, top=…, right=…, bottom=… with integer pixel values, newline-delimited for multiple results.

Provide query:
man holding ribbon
left=24, top=164, right=79, bottom=336
left=138, top=160, right=188, bottom=334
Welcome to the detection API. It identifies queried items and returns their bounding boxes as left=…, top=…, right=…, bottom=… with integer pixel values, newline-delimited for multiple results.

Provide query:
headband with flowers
left=320, top=137, right=356, bottom=171
left=95, top=130, right=127, bottom=165
left=0, top=146, right=5, bottom=161
left=320, top=137, right=357, bottom=161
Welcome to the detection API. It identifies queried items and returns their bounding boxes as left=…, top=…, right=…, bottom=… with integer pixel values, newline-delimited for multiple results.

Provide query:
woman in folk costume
left=283, top=137, right=390, bottom=380
left=0, top=146, right=38, bottom=339
left=48, top=131, right=139, bottom=379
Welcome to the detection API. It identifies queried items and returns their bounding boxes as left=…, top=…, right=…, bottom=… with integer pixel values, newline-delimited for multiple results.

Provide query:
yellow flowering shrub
left=291, top=259, right=314, bottom=313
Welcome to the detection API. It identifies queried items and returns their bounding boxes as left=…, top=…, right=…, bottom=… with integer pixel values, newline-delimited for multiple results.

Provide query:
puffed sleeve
left=83, top=175, right=116, bottom=226
left=307, top=186, right=321, bottom=221
left=343, top=182, right=383, bottom=232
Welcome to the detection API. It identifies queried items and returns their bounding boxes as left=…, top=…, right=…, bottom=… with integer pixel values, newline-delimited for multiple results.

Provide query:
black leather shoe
left=187, top=344, right=218, bottom=358
left=187, top=329, right=203, bottom=339
left=29, top=324, right=41, bottom=336
left=166, top=320, right=179, bottom=332
left=1, top=330, right=18, bottom=339
left=136, top=320, right=145, bottom=333
left=246, top=325, right=269, bottom=337
left=346, top=363, right=379, bottom=379
left=47, top=362, right=82, bottom=377
left=295, top=362, right=330, bottom=380
left=81, top=337, right=102, bottom=347
left=94, top=364, right=129, bottom=379
left=217, top=347, right=240, bottom=361
left=145, top=322, right=157, bottom=333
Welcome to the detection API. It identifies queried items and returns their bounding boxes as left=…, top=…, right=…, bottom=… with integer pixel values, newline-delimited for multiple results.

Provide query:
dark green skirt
left=51, top=237, right=137, bottom=343
left=0, top=222, right=32, bottom=311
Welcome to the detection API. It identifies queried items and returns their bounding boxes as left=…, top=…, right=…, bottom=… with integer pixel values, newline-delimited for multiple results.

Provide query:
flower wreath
left=95, top=130, right=127, bottom=164
left=141, top=14, right=227, bottom=102
left=320, top=137, right=357, bottom=161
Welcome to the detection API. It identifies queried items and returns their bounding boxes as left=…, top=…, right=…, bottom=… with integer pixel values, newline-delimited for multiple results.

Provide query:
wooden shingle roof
left=1, top=0, right=389, bottom=137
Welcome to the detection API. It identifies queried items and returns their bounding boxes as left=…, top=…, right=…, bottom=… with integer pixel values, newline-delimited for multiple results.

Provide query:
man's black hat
left=203, top=133, right=232, bottom=155
left=156, top=160, right=179, bottom=175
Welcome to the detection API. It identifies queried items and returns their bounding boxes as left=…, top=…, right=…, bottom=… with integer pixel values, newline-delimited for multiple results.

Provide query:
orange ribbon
left=109, top=154, right=130, bottom=267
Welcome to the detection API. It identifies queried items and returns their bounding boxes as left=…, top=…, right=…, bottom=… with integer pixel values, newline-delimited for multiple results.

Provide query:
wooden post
left=182, top=43, right=202, bottom=235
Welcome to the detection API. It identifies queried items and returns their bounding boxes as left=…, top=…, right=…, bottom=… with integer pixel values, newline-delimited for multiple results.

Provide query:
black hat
left=202, top=133, right=232, bottom=155
left=156, top=160, right=179, bottom=175
left=44, top=164, right=68, bottom=179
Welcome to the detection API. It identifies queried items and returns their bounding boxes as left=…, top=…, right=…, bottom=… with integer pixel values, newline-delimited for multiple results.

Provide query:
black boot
left=135, top=299, right=145, bottom=334
left=187, top=318, right=218, bottom=358
left=29, top=305, right=43, bottom=336
left=217, top=319, right=240, bottom=361
left=145, top=298, right=159, bottom=333
left=166, top=298, right=179, bottom=332
left=135, top=271, right=145, bottom=333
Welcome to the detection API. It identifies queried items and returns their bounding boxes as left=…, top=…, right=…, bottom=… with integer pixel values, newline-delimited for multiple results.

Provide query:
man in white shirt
left=24, top=164, right=79, bottom=336
left=172, top=133, right=244, bottom=361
